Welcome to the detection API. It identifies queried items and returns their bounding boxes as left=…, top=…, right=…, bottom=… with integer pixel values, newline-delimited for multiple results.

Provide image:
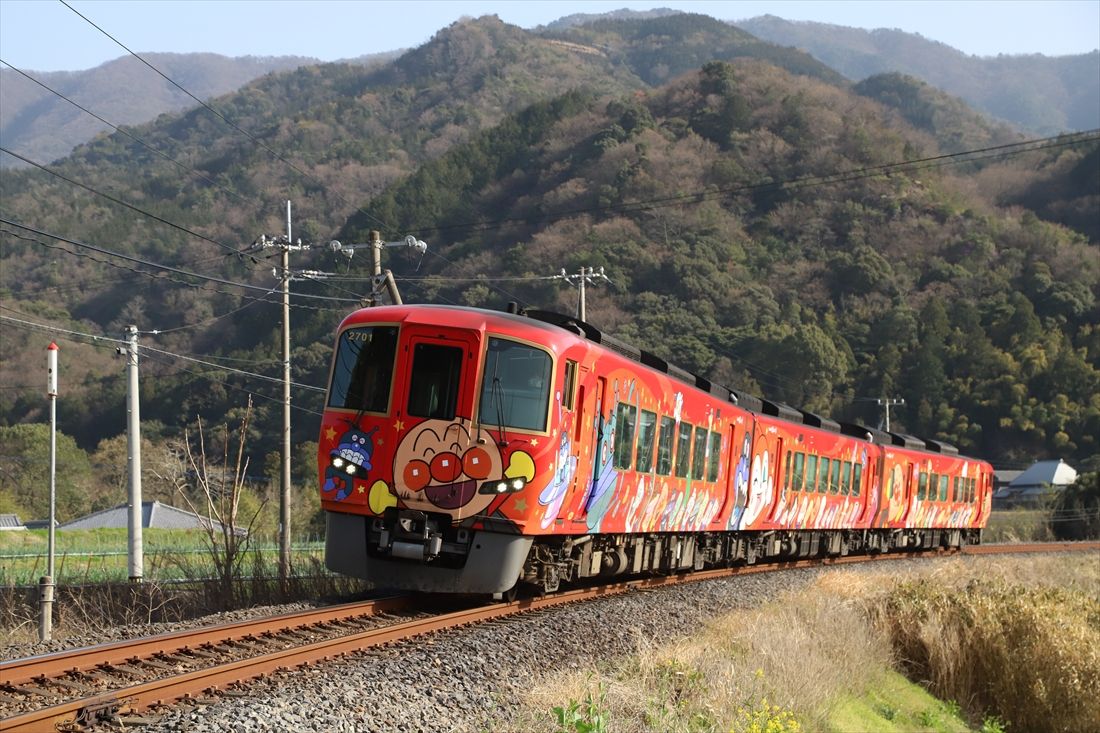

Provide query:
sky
left=0, top=0, right=1098, bottom=73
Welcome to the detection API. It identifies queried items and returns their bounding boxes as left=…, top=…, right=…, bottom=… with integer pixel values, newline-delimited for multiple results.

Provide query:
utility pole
left=328, top=233, right=426, bottom=306
left=40, top=342, right=59, bottom=642
left=553, top=266, right=611, bottom=322
left=124, top=326, right=143, bottom=583
left=251, top=202, right=310, bottom=592
left=250, top=211, right=427, bottom=592
left=878, top=397, right=905, bottom=433
left=857, top=396, right=906, bottom=433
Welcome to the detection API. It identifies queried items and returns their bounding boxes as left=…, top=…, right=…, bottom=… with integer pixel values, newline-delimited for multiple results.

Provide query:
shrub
left=876, top=578, right=1100, bottom=733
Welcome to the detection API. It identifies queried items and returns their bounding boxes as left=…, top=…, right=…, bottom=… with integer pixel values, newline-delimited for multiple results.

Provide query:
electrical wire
left=0, top=58, right=254, bottom=209
left=0, top=312, right=327, bottom=401
left=0, top=146, right=252, bottom=257
left=0, top=219, right=358, bottom=304
left=400, top=130, right=1100, bottom=237
left=59, top=0, right=391, bottom=234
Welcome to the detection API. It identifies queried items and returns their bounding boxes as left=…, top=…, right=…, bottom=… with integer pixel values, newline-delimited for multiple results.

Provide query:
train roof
left=517, top=308, right=973, bottom=458
left=340, top=303, right=978, bottom=460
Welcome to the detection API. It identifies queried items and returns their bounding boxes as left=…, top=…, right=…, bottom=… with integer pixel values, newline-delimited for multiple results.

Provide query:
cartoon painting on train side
left=318, top=305, right=993, bottom=595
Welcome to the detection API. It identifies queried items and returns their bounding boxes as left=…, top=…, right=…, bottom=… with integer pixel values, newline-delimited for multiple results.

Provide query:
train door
left=568, top=376, right=607, bottom=520
left=390, top=327, right=483, bottom=521
left=765, top=437, right=786, bottom=524
left=857, top=451, right=878, bottom=526
left=900, top=461, right=916, bottom=527
left=716, top=421, right=741, bottom=522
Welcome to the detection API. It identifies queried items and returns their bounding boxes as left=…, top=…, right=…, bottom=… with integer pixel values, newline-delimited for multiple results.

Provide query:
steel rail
left=3, top=541, right=1096, bottom=731
left=1, top=594, right=414, bottom=687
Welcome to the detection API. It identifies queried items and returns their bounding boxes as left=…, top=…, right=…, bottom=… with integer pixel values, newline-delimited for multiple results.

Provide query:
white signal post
left=125, top=325, right=144, bottom=582
left=40, top=342, right=59, bottom=641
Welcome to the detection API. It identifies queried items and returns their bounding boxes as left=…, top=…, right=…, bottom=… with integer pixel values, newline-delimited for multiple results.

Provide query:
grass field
left=0, top=528, right=325, bottom=585
left=502, top=553, right=1099, bottom=733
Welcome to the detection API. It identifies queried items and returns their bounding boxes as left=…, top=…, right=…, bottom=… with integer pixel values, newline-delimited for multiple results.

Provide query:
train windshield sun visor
left=478, top=338, right=552, bottom=432
left=328, top=326, right=399, bottom=412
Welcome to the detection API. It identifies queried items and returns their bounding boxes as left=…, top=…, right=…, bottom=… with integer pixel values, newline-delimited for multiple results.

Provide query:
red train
left=318, top=304, right=993, bottom=596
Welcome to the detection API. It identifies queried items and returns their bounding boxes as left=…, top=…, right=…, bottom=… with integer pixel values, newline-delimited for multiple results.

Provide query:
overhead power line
left=0, top=58, right=253, bottom=209
left=0, top=219, right=358, bottom=304
left=402, top=129, right=1100, bottom=237
left=0, top=145, right=249, bottom=257
left=59, top=0, right=391, bottom=233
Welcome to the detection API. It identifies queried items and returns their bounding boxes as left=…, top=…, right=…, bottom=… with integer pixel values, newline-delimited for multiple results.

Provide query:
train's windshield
left=478, top=338, right=552, bottom=432
left=328, top=326, right=399, bottom=412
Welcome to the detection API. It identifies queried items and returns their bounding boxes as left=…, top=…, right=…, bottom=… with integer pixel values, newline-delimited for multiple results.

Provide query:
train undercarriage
left=518, top=525, right=982, bottom=594
left=327, top=508, right=981, bottom=597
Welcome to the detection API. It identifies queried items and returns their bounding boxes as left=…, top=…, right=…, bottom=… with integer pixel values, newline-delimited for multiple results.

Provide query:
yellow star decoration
left=357, top=485, right=366, bottom=494
left=325, top=426, right=337, bottom=441
left=513, top=498, right=528, bottom=512
left=377, top=437, right=384, bottom=445
left=393, top=419, right=405, bottom=431
left=530, top=438, right=539, bottom=447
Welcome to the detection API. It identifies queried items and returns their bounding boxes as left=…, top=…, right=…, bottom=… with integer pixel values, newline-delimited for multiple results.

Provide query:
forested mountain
left=738, top=15, right=1100, bottom=135
left=0, top=53, right=328, bottom=168
left=1, top=14, right=1097, bottom=522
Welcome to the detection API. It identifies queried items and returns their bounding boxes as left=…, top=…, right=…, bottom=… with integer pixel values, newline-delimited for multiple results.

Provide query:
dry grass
left=1, top=555, right=365, bottom=647
left=872, top=560, right=1100, bottom=733
left=505, top=553, right=1100, bottom=733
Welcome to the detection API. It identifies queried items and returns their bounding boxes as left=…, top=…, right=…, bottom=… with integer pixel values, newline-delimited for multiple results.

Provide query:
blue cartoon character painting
left=728, top=432, right=752, bottom=529
left=323, top=425, right=379, bottom=500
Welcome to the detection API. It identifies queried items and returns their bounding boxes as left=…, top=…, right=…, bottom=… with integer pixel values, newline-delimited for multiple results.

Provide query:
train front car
left=318, top=305, right=565, bottom=594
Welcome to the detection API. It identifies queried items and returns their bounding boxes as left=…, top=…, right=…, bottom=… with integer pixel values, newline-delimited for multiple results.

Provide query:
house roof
left=59, top=500, right=233, bottom=532
left=1009, top=460, right=1077, bottom=489
left=0, top=513, right=25, bottom=530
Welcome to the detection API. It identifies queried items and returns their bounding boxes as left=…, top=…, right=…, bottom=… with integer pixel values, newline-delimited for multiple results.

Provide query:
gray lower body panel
left=324, top=511, right=532, bottom=594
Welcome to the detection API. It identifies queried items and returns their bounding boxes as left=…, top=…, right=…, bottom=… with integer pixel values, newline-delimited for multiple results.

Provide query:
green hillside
left=1, top=14, right=1097, bottom=506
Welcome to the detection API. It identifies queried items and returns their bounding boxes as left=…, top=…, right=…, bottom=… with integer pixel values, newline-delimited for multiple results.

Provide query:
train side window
left=951, top=476, right=959, bottom=502
left=792, top=452, right=805, bottom=491
left=830, top=460, right=841, bottom=495
left=479, top=338, right=553, bottom=431
left=656, top=416, right=676, bottom=475
left=407, top=343, right=462, bottom=420
left=840, top=461, right=851, bottom=496
left=852, top=463, right=863, bottom=495
left=612, top=403, right=638, bottom=470
left=918, top=472, right=929, bottom=501
left=691, top=427, right=708, bottom=480
left=784, top=452, right=793, bottom=491
left=805, top=455, right=818, bottom=492
left=939, top=474, right=949, bottom=502
left=562, top=360, right=578, bottom=410
left=635, top=410, right=658, bottom=473
left=970, top=477, right=977, bottom=503
left=707, top=431, right=722, bottom=482
left=819, top=457, right=831, bottom=494
left=328, top=325, right=399, bottom=412
left=675, top=423, right=693, bottom=478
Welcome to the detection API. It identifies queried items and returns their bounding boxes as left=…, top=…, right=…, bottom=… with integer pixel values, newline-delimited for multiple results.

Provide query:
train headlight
left=332, top=457, right=345, bottom=469
left=479, top=476, right=526, bottom=494
left=345, top=464, right=357, bottom=475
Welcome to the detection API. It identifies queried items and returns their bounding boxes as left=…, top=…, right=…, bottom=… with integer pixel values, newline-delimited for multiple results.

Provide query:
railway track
left=3, top=541, right=1096, bottom=732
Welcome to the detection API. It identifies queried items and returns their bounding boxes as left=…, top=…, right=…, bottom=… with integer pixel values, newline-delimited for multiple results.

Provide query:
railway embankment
left=502, top=552, right=1099, bottom=733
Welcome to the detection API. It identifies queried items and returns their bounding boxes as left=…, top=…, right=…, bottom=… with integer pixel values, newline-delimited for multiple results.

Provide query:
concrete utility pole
left=857, top=396, right=906, bottom=433
left=124, top=326, right=143, bottom=582
left=554, top=266, right=611, bottom=322
left=40, top=342, right=59, bottom=642
left=328, top=232, right=426, bottom=307
left=251, top=212, right=426, bottom=591
left=251, top=202, right=311, bottom=592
